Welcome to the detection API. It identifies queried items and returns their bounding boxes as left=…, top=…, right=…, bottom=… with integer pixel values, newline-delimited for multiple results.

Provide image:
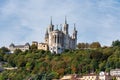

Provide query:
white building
left=9, top=43, right=30, bottom=53
left=99, top=71, right=111, bottom=80
left=43, top=17, right=77, bottom=54
left=110, top=69, right=120, bottom=76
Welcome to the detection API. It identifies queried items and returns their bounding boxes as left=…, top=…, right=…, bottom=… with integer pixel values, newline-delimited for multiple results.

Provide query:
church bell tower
left=48, top=17, right=54, bottom=32
left=63, top=16, right=69, bottom=34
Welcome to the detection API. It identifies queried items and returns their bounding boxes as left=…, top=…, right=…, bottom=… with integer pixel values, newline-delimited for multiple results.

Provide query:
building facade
left=9, top=43, right=30, bottom=53
left=38, top=17, right=77, bottom=54
left=110, top=69, right=120, bottom=76
left=80, top=74, right=98, bottom=80
left=99, top=71, right=111, bottom=80
left=60, top=74, right=79, bottom=80
left=38, top=43, right=48, bottom=51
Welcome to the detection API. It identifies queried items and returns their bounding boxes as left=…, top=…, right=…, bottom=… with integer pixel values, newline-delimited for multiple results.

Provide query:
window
left=58, top=35, right=59, bottom=43
left=55, top=35, right=56, bottom=43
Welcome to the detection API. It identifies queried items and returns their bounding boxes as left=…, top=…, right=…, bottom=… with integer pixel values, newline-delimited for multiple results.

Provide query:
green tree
left=14, top=49, right=22, bottom=54
left=0, top=47, right=9, bottom=53
left=112, top=40, right=120, bottom=47
left=90, top=42, right=101, bottom=48
left=77, top=43, right=87, bottom=49
left=30, top=44, right=37, bottom=52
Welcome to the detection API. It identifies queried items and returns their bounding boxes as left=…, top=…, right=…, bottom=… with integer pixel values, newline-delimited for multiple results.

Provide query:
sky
left=0, top=0, right=120, bottom=47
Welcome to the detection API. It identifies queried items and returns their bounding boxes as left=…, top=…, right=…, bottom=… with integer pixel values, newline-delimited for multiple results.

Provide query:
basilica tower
left=63, top=16, right=69, bottom=34
left=72, top=24, right=77, bottom=49
left=48, top=17, right=54, bottom=32
left=42, top=17, right=77, bottom=54
left=45, top=28, right=49, bottom=44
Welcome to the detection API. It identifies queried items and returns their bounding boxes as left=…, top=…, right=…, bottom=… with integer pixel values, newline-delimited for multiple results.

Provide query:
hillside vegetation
left=0, top=40, right=120, bottom=80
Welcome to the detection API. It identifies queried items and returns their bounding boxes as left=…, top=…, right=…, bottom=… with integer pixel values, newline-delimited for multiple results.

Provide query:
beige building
left=60, top=74, right=79, bottom=80
left=116, top=76, right=120, bottom=80
left=38, top=43, right=48, bottom=51
left=38, top=17, right=77, bottom=54
left=60, top=74, right=99, bottom=80
left=60, top=72, right=114, bottom=80
left=9, top=43, right=30, bottom=53
left=79, top=74, right=98, bottom=80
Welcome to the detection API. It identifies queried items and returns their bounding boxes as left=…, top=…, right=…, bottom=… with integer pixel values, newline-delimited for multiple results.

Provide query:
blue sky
left=0, top=0, right=120, bottom=47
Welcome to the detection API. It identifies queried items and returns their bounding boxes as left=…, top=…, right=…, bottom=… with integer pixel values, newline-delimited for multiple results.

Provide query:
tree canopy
left=0, top=41, right=119, bottom=80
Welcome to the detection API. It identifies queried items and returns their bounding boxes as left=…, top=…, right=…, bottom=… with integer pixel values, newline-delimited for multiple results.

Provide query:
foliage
left=0, top=45, right=119, bottom=79
left=112, top=40, right=120, bottom=47
left=90, top=42, right=101, bottom=48
left=77, top=42, right=101, bottom=49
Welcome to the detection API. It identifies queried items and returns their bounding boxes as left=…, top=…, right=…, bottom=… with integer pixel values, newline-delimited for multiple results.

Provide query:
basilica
left=9, top=17, right=77, bottom=54
left=38, top=17, right=77, bottom=54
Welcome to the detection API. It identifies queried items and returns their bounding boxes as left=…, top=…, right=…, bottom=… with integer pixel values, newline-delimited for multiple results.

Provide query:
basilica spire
left=63, top=16, right=69, bottom=34
left=48, top=16, right=54, bottom=32
left=45, top=28, right=49, bottom=37
left=74, top=23, right=76, bottom=31
left=65, top=16, right=67, bottom=24
left=72, top=23, right=77, bottom=39
left=50, top=16, right=52, bottom=25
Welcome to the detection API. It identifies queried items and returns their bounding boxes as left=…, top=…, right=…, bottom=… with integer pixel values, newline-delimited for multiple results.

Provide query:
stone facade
left=40, top=17, right=77, bottom=54
left=60, top=74, right=79, bottom=80
left=38, top=43, right=48, bottom=51
left=110, top=69, right=120, bottom=76
left=9, top=43, right=30, bottom=53
left=80, top=74, right=98, bottom=80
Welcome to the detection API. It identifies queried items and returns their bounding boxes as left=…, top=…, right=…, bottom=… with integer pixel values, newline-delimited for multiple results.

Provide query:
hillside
left=0, top=46, right=120, bottom=80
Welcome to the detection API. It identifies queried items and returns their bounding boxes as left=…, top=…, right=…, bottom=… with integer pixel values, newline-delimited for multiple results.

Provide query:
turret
left=45, top=28, right=49, bottom=38
left=48, top=16, right=54, bottom=32
left=9, top=43, right=15, bottom=48
left=45, top=28, right=49, bottom=44
left=25, top=43, right=30, bottom=46
left=72, top=24, right=77, bottom=49
left=63, top=16, right=69, bottom=34
left=72, top=24, right=77, bottom=39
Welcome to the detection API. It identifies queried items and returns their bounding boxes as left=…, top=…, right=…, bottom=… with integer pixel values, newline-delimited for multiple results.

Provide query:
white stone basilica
left=44, top=17, right=77, bottom=53
left=9, top=17, right=77, bottom=54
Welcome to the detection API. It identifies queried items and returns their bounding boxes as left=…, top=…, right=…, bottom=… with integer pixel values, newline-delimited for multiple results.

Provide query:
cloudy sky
left=0, top=0, right=120, bottom=47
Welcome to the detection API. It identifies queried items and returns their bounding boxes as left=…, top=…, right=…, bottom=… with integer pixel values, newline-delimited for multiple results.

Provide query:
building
left=60, top=74, right=98, bottom=80
left=38, top=43, right=49, bottom=51
left=38, top=17, right=77, bottom=54
left=99, top=71, right=111, bottom=80
left=110, top=69, right=120, bottom=80
left=110, top=69, right=120, bottom=76
left=79, top=74, right=98, bottom=80
left=60, top=74, right=79, bottom=80
left=9, top=43, right=30, bottom=53
left=116, top=76, right=120, bottom=80
left=60, top=72, right=113, bottom=80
